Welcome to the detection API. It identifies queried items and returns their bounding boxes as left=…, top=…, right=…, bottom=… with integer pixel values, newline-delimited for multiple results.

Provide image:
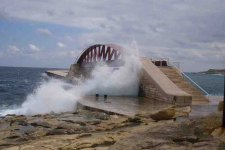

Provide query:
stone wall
left=139, top=69, right=174, bottom=103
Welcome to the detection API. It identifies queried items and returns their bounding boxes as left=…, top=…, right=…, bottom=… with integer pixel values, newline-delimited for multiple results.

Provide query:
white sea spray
left=1, top=43, right=141, bottom=116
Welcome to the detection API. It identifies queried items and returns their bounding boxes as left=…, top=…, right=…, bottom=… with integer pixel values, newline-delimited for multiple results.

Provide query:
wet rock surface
left=0, top=107, right=224, bottom=150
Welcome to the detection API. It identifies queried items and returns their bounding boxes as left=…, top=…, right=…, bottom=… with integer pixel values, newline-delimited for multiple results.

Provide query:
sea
left=0, top=66, right=224, bottom=115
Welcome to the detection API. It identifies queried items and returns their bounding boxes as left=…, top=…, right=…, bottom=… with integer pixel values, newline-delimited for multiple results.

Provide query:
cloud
left=7, top=45, right=21, bottom=54
left=64, top=36, right=73, bottom=42
left=37, top=28, right=52, bottom=36
left=210, top=42, right=225, bottom=51
left=57, top=50, right=77, bottom=58
left=57, top=42, right=65, bottom=48
left=29, top=44, right=40, bottom=53
left=0, top=0, right=225, bottom=71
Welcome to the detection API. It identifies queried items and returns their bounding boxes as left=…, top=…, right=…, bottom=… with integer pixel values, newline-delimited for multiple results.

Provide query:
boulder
left=150, top=108, right=175, bottom=121
left=94, top=112, right=110, bottom=120
left=211, top=127, right=225, bottom=138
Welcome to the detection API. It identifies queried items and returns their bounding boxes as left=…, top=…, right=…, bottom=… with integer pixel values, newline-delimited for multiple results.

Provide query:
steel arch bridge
left=76, top=44, right=124, bottom=67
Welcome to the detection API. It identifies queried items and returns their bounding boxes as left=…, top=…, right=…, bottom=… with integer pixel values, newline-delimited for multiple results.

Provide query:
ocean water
left=185, top=72, right=224, bottom=118
left=185, top=72, right=224, bottom=96
left=0, top=66, right=224, bottom=113
left=0, top=67, right=50, bottom=109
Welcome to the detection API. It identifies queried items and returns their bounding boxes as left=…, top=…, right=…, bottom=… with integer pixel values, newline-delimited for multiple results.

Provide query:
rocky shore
left=0, top=106, right=225, bottom=150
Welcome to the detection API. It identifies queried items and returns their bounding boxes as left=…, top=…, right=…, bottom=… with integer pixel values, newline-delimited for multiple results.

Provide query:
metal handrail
left=169, top=61, right=209, bottom=96
left=182, top=72, right=209, bottom=95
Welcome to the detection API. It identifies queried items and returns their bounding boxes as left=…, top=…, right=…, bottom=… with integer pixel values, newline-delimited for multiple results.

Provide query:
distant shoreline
left=199, top=69, right=225, bottom=76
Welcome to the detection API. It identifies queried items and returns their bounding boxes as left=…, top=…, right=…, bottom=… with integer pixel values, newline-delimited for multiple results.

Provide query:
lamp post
left=223, top=75, right=225, bottom=127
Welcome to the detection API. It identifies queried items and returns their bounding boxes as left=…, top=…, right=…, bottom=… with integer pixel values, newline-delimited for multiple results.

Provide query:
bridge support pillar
left=67, top=64, right=93, bottom=79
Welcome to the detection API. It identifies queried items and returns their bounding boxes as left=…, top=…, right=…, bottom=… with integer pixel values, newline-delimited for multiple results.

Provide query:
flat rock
left=46, top=129, right=68, bottom=135
left=0, top=109, right=224, bottom=150
left=30, top=120, right=52, bottom=128
left=173, top=135, right=198, bottom=143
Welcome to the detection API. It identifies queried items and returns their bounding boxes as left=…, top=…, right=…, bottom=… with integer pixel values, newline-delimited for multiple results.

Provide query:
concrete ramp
left=140, top=58, right=192, bottom=106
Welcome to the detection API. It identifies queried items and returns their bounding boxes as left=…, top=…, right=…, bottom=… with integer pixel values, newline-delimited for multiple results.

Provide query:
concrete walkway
left=78, top=96, right=171, bottom=117
left=45, top=70, right=68, bottom=78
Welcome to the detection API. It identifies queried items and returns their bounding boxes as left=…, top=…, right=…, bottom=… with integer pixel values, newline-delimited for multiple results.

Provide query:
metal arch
left=76, top=44, right=124, bottom=67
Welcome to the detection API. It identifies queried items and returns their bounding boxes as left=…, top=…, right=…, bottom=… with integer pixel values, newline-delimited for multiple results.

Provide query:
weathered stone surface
left=46, top=128, right=68, bottom=135
left=0, top=108, right=224, bottom=149
left=109, top=120, right=219, bottom=150
left=3, top=146, right=20, bottom=150
left=30, top=120, right=52, bottom=128
left=172, top=135, right=198, bottom=143
left=212, top=127, right=225, bottom=138
left=93, top=112, right=110, bottom=120
left=125, top=116, right=142, bottom=124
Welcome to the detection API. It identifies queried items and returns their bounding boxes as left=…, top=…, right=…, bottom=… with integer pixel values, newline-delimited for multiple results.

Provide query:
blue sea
left=0, top=66, right=224, bottom=112
left=185, top=72, right=224, bottom=96
left=0, top=67, right=47, bottom=108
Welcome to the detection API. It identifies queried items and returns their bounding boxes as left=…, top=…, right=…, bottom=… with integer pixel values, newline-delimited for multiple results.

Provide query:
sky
left=0, top=0, right=224, bottom=72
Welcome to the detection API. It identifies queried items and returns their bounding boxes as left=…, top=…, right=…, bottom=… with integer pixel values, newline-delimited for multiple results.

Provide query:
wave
left=1, top=43, right=141, bottom=116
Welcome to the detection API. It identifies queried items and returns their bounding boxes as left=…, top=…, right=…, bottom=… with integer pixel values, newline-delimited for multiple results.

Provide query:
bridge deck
left=77, top=96, right=172, bottom=116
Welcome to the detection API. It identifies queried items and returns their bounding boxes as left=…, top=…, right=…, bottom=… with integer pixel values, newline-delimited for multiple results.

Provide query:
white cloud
left=7, top=45, right=21, bottom=54
left=210, top=42, right=225, bottom=51
left=0, top=0, right=225, bottom=71
left=58, top=50, right=77, bottom=58
left=37, top=28, right=52, bottom=36
left=29, top=44, right=40, bottom=53
left=64, top=36, right=73, bottom=42
left=57, top=42, right=66, bottom=48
